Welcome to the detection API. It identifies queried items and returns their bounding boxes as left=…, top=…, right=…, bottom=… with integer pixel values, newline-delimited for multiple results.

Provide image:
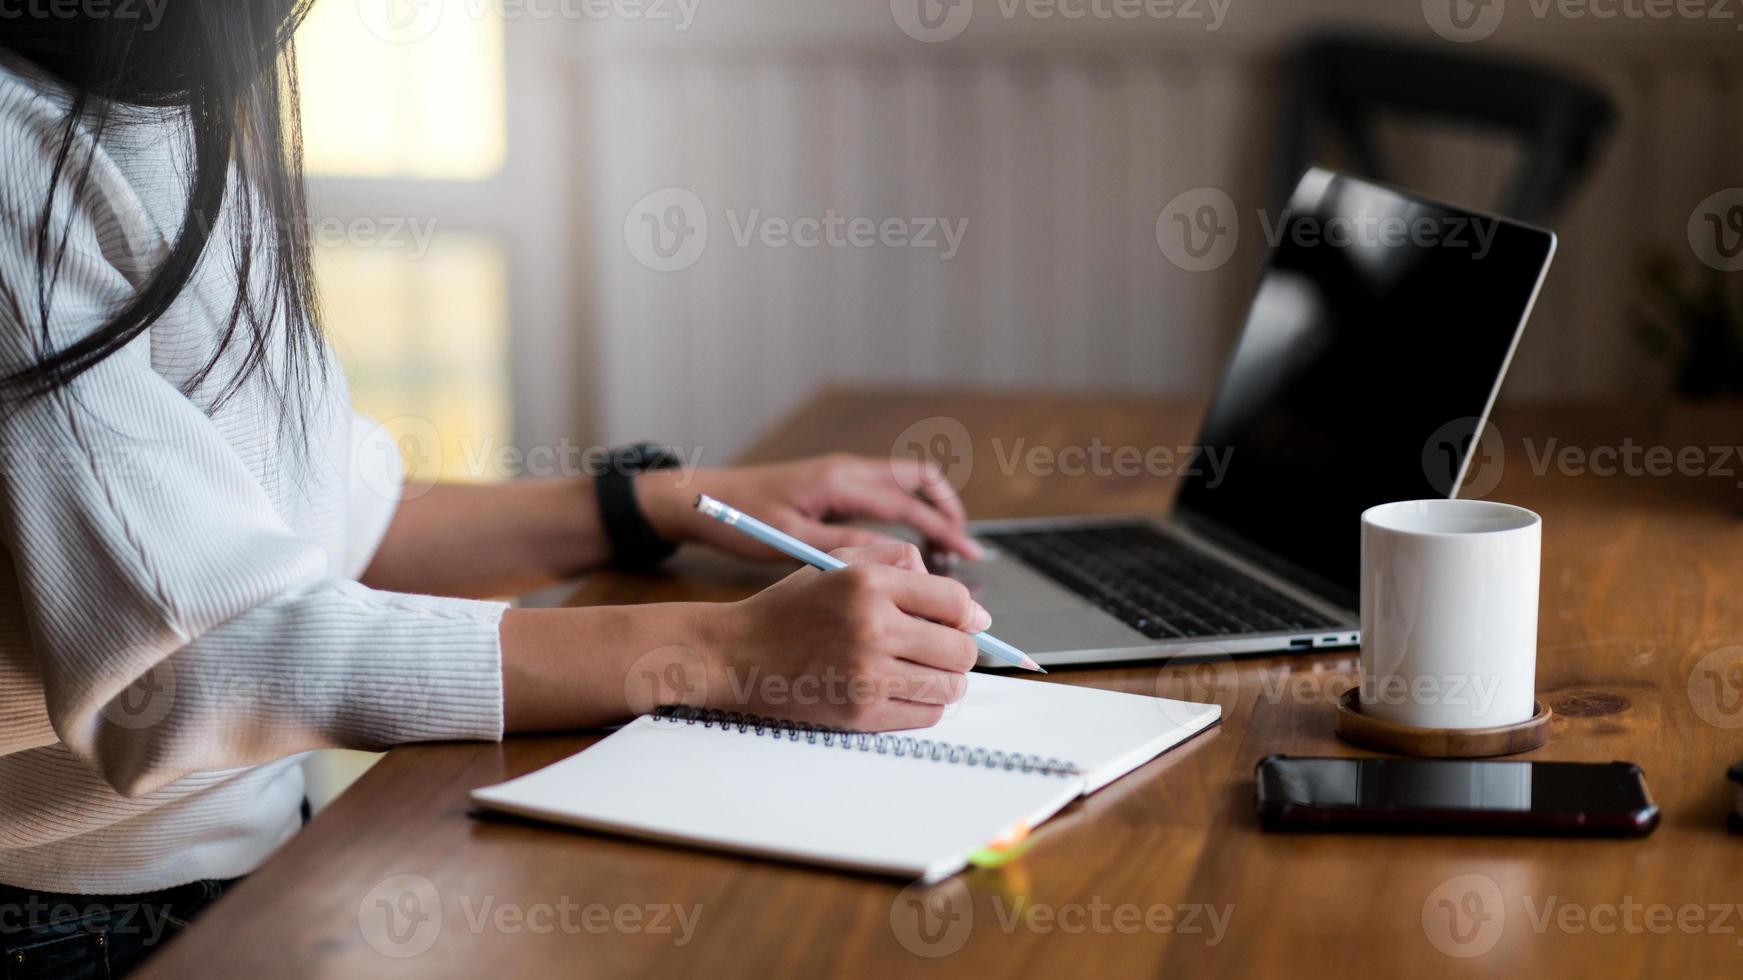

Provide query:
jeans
left=0, top=878, right=237, bottom=979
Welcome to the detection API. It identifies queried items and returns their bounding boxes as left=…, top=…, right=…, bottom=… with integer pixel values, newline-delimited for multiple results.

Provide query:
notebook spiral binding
left=652, top=706, right=1081, bottom=777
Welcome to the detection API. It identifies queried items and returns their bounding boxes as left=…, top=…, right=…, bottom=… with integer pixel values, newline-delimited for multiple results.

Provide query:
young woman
left=0, top=3, right=986, bottom=974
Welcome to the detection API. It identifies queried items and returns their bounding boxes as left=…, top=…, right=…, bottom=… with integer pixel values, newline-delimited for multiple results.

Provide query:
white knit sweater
left=0, top=56, right=506, bottom=893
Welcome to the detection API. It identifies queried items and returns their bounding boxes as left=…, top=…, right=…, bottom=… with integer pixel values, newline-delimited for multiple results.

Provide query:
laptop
left=958, top=168, right=1556, bottom=667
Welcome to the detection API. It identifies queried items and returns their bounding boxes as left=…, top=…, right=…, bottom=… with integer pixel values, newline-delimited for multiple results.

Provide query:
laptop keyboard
left=979, top=523, right=1340, bottom=640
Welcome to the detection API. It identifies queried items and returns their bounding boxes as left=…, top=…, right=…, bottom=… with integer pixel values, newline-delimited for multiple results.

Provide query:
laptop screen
left=1174, top=170, right=1555, bottom=604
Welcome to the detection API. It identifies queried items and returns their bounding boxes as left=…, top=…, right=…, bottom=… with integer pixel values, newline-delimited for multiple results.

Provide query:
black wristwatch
left=594, top=443, right=682, bottom=571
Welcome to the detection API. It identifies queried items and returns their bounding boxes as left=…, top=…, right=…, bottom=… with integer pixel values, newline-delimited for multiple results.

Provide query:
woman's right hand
left=696, top=543, right=990, bottom=731
left=500, top=543, right=990, bottom=734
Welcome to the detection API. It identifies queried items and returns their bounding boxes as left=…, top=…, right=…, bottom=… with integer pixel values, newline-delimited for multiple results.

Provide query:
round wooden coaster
left=1334, top=688, right=1552, bottom=757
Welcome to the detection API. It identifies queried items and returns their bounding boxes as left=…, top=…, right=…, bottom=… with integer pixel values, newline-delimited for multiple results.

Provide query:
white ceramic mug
left=1359, top=499, right=1541, bottom=729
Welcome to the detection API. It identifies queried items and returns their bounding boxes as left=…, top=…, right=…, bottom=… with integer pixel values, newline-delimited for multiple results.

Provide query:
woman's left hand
left=635, top=454, right=983, bottom=562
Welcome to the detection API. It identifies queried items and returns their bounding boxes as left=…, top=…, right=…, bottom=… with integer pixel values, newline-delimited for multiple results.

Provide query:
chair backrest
left=1272, top=33, right=1617, bottom=225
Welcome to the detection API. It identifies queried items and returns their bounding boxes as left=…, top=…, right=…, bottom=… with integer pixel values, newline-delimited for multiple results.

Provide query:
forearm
left=499, top=603, right=723, bottom=732
left=359, top=453, right=981, bottom=599
left=361, top=480, right=609, bottom=598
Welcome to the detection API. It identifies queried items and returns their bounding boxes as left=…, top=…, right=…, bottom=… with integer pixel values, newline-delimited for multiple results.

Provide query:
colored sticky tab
left=966, top=823, right=1034, bottom=868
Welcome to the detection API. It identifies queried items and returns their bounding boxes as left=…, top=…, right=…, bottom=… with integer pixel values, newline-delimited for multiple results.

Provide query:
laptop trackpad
left=950, top=556, right=1148, bottom=654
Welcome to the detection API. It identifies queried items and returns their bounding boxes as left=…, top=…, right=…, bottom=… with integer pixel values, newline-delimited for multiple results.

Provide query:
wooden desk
left=142, top=388, right=1743, bottom=978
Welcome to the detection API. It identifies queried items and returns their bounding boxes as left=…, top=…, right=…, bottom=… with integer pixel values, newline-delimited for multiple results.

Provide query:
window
left=314, top=237, right=511, bottom=484
left=295, top=1, right=513, bottom=484
left=297, top=0, right=507, bottom=180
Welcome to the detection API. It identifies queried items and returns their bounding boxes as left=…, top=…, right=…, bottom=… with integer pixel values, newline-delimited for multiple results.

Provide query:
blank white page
left=471, top=716, right=1084, bottom=882
left=924, top=673, right=1221, bottom=792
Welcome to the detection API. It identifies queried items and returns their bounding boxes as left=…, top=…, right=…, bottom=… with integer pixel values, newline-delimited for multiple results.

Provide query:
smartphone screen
left=1255, top=757, right=1658, bottom=835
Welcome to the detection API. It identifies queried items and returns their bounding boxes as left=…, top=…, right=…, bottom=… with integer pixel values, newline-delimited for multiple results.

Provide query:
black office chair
left=1271, top=33, right=1617, bottom=225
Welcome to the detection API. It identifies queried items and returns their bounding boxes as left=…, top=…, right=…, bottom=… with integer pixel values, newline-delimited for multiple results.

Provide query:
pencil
left=693, top=494, right=1045, bottom=673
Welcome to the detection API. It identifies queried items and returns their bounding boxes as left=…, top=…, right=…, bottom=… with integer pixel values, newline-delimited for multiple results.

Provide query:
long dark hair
left=0, top=0, right=324, bottom=417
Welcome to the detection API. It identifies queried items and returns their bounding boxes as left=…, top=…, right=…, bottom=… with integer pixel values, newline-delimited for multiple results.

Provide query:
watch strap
left=596, top=445, right=680, bottom=572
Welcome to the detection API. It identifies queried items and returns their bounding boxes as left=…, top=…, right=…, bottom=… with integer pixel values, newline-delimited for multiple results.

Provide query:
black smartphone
left=1254, top=755, right=1659, bottom=836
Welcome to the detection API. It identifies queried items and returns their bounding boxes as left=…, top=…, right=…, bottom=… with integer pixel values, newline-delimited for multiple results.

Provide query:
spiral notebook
left=470, top=674, right=1220, bottom=881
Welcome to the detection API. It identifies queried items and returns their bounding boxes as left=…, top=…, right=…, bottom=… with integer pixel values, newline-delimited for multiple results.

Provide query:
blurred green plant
left=1635, top=253, right=1743, bottom=400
